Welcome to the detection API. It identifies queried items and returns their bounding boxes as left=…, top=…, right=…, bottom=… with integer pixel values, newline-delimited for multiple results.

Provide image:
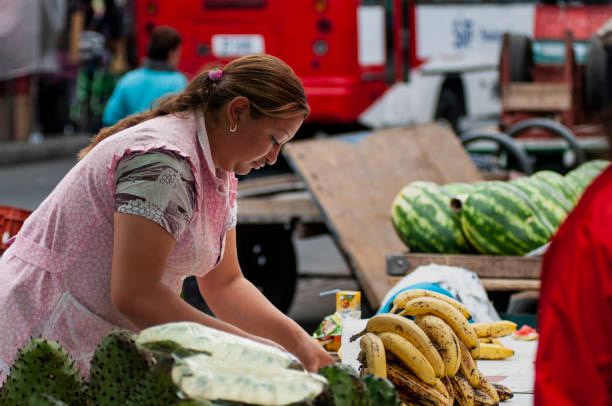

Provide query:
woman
left=0, top=54, right=334, bottom=381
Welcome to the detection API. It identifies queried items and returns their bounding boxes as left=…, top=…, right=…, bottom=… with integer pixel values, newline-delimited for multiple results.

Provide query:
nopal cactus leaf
left=0, top=338, right=84, bottom=406
left=316, top=364, right=372, bottom=406
left=86, top=330, right=152, bottom=406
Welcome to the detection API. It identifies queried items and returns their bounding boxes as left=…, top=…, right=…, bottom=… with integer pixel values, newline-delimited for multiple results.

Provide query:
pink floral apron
left=0, top=111, right=237, bottom=379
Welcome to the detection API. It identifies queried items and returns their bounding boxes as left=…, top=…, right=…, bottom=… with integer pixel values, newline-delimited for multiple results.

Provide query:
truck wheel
left=505, top=118, right=586, bottom=170
left=584, top=35, right=606, bottom=112
left=237, top=224, right=298, bottom=314
left=508, top=34, right=533, bottom=82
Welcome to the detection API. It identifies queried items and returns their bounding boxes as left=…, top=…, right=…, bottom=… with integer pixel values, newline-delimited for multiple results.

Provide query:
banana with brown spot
left=390, top=289, right=471, bottom=319
left=386, top=363, right=449, bottom=406
left=399, top=297, right=479, bottom=356
left=359, top=332, right=387, bottom=378
left=493, top=382, right=514, bottom=401
left=377, top=331, right=437, bottom=386
left=415, top=314, right=461, bottom=377
left=451, top=373, right=475, bottom=406
left=472, top=321, right=517, bottom=338
left=350, top=313, right=445, bottom=378
left=476, top=343, right=514, bottom=360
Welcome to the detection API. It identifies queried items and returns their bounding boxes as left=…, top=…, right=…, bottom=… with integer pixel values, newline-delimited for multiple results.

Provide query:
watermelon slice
left=512, top=325, right=538, bottom=341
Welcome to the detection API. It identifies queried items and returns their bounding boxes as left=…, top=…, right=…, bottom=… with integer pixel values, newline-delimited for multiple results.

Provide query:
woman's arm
left=110, top=212, right=275, bottom=345
left=197, top=228, right=334, bottom=371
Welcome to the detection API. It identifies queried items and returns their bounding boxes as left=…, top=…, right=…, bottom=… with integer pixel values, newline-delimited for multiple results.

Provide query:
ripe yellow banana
left=476, top=343, right=515, bottom=360
left=473, top=388, right=496, bottom=405
left=472, top=320, right=517, bottom=338
left=493, top=382, right=514, bottom=401
left=458, top=339, right=480, bottom=388
left=414, top=314, right=461, bottom=377
left=377, top=332, right=436, bottom=385
left=359, top=333, right=387, bottom=378
left=478, top=337, right=503, bottom=346
left=399, top=297, right=479, bottom=354
left=386, top=363, right=449, bottom=406
left=390, top=289, right=471, bottom=319
left=451, top=374, right=475, bottom=406
left=350, top=313, right=445, bottom=378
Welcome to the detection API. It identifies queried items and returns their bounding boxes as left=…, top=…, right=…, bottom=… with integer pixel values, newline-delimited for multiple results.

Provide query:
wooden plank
left=481, top=279, right=541, bottom=291
left=502, top=83, right=572, bottom=112
left=385, top=277, right=540, bottom=292
left=388, top=253, right=541, bottom=280
left=237, top=192, right=322, bottom=223
left=237, top=174, right=304, bottom=198
left=283, top=123, right=484, bottom=308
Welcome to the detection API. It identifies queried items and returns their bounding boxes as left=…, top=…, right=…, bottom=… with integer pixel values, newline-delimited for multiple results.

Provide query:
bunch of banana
left=390, top=289, right=472, bottom=320
left=473, top=321, right=517, bottom=360
left=352, top=290, right=515, bottom=406
left=398, top=297, right=480, bottom=358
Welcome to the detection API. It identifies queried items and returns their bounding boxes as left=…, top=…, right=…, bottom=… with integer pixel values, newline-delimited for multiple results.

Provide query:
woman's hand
left=292, top=331, right=335, bottom=372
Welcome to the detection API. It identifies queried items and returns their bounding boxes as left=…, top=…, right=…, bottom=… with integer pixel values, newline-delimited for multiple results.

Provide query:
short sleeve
left=114, top=149, right=197, bottom=241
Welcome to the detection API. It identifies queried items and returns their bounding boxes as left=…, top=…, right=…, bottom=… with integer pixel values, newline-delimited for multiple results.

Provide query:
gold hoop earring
left=229, top=123, right=238, bottom=133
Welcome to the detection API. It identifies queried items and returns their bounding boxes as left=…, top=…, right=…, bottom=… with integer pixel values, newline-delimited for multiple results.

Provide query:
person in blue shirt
left=103, top=25, right=187, bottom=126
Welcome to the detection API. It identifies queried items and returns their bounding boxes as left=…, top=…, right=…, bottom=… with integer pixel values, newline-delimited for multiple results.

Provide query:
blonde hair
left=78, top=54, right=309, bottom=159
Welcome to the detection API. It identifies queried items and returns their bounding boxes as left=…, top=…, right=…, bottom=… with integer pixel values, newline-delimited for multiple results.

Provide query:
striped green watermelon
left=390, top=181, right=473, bottom=253
left=565, top=160, right=608, bottom=197
left=458, top=181, right=554, bottom=255
left=531, top=170, right=579, bottom=205
left=510, top=176, right=572, bottom=230
left=578, top=159, right=610, bottom=173
left=565, top=169, right=598, bottom=194
left=443, top=182, right=476, bottom=196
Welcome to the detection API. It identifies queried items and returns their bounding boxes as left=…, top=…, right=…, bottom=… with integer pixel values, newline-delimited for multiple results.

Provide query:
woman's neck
left=203, top=110, right=226, bottom=170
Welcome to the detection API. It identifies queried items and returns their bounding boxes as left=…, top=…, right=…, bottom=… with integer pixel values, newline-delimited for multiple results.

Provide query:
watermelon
left=510, top=176, right=572, bottom=230
left=443, top=182, right=476, bottom=196
left=390, top=181, right=473, bottom=253
left=565, top=160, right=609, bottom=197
left=531, top=170, right=579, bottom=205
left=577, top=159, right=610, bottom=173
left=458, top=181, right=554, bottom=255
left=512, top=325, right=538, bottom=341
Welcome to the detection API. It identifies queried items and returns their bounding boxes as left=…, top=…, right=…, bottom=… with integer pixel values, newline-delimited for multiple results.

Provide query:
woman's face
left=226, top=112, right=303, bottom=175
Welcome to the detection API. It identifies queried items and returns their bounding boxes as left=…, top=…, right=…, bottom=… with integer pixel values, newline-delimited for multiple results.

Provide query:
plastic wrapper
left=312, top=313, right=342, bottom=352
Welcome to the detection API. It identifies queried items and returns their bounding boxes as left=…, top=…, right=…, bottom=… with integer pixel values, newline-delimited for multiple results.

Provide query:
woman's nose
left=265, top=146, right=280, bottom=165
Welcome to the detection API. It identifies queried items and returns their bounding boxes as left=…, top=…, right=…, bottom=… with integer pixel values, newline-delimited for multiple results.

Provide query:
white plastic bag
left=378, top=263, right=501, bottom=323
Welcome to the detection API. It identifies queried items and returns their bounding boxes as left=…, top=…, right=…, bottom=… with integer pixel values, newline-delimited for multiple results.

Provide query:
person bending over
left=0, top=54, right=334, bottom=382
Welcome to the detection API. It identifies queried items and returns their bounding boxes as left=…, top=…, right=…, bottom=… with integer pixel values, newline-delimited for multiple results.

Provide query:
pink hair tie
left=209, top=68, right=223, bottom=82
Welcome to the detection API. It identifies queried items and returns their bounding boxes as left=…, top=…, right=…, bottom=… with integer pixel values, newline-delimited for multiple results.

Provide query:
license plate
left=212, top=35, right=265, bottom=57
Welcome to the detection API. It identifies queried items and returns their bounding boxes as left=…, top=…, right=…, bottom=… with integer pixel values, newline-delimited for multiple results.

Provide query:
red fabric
left=535, top=166, right=612, bottom=406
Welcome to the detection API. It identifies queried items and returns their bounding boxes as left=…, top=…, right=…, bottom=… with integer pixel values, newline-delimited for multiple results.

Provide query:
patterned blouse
left=114, top=149, right=198, bottom=240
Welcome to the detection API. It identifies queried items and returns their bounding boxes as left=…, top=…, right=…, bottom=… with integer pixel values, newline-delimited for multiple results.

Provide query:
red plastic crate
left=0, top=206, right=32, bottom=254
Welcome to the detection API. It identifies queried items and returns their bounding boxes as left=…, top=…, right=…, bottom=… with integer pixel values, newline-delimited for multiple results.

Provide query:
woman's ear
left=227, top=97, right=250, bottom=126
